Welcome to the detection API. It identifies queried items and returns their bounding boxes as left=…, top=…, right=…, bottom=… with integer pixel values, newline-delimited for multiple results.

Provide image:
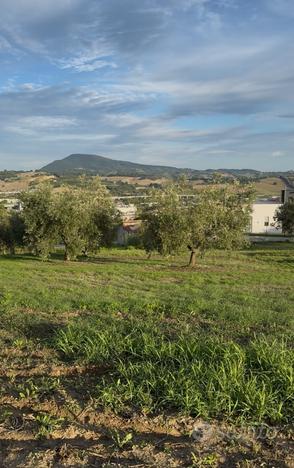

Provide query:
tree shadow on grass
left=0, top=253, right=42, bottom=262
left=244, top=250, right=294, bottom=265
left=0, top=253, right=153, bottom=267
left=23, top=320, right=65, bottom=343
left=87, top=256, right=152, bottom=266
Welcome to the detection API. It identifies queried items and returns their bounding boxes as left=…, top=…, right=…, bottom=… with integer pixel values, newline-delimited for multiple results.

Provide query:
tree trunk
left=64, top=248, right=70, bottom=261
left=187, top=245, right=196, bottom=267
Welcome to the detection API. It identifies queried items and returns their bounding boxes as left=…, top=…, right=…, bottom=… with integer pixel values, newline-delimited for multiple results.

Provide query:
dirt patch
left=0, top=344, right=293, bottom=467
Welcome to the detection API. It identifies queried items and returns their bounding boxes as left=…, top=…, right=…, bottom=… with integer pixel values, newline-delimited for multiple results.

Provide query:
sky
left=0, top=0, right=294, bottom=171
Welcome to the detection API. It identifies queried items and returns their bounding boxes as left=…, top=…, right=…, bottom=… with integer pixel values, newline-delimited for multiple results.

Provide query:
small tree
left=4, top=212, right=25, bottom=254
left=140, top=184, right=189, bottom=257
left=187, top=183, right=254, bottom=265
left=0, top=203, right=9, bottom=253
left=140, top=181, right=254, bottom=265
left=50, top=179, right=120, bottom=260
left=92, top=201, right=121, bottom=248
left=0, top=204, right=25, bottom=255
left=20, top=185, right=57, bottom=258
left=275, top=200, right=294, bottom=235
left=20, top=179, right=119, bottom=260
left=50, top=187, right=92, bottom=261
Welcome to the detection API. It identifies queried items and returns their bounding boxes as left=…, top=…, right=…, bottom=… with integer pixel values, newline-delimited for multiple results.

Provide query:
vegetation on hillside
left=40, top=153, right=294, bottom=182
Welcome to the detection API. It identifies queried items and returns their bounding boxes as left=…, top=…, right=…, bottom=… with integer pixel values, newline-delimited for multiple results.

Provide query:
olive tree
left=20, top=185, right=57, bottom=258
left=140, top=182, right=254, bottom=265
left=140, top=184, right=190, bottom=257
left=0, top=203, right=9, bottom=253
left=21, top=179, right=120, bottom=260
left=275, top=200, right=294, bottom=235
left=50, top=181, right=118, bottom=260
left=187, top=183, right=254, bottom=266
left=0, top=205, right=25, bottom=255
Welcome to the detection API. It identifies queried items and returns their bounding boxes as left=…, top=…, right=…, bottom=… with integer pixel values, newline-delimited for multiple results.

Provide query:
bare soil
left=0, top=343, right=293, bottom=467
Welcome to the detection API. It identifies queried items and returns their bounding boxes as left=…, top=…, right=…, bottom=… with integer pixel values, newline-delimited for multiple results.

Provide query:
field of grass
left=253, top=177, right=283, bottom=198
left=0, top=245, right=293, bottom=467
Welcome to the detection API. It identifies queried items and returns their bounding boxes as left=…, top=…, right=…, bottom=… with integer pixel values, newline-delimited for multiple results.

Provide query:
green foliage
left=17, top=377, right=60, bottom=400
left=188, top=182, right=254, bottom=254
left=17, top=380, right=39, bottom=399
left=1, top=245, right=293, bottom=425
left=55, top=318, right=293, bottom=423
left=51, top=186, right=94, bottom=260
left=34, top=412, right=63, bottom=438
left=0, top=203, right=9, bottom=252
left=140, top=181, right=254, bottom=261
left=141, top=184, right=190, bottom=255
left=0, top=170, right=23, bottom=181
left=275, top=200, right=294, bottom=235
left=109, top=429, right=133, bottom=450
left=0, top=205, right=25, bottom=254
left=191, top=452, right=219, bottom=467
left=20, top=185, right=57, bottom=258
left=20, top=178, right=120, bottom=260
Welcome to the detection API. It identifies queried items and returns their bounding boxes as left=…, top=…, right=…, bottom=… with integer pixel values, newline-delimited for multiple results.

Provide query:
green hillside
left=40, top=153, right=294, bottom=180
left=40, top=153, right=193, bottom=177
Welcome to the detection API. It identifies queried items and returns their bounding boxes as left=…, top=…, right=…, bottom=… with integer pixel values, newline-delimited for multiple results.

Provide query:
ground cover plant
left=0, top=244, right=293, bottom=466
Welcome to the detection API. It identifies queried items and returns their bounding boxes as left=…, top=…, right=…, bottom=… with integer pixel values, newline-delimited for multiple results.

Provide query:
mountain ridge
left=40, top=153, right=193, bottom=177
left=40, top=153, right=294, bottom=179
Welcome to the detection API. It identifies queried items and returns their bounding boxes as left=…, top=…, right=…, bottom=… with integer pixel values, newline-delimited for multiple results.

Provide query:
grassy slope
left=0, top=245, right=293, bottom=466
left=253, top=177, right=284, bottom=198
left=1, top=245, right=293, bottom=338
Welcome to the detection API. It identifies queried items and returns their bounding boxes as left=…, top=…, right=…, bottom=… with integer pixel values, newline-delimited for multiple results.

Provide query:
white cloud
left=0, top=0, right=294, bottom=170
left=272, top=150, right=285, bottom=158
left=3, top=116, right=77, bottom=136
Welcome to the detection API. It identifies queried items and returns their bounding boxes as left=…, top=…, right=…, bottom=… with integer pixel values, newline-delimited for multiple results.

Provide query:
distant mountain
left=40, top=154, right=193, bottom=177
left=40, top=153, right=294, bottom=179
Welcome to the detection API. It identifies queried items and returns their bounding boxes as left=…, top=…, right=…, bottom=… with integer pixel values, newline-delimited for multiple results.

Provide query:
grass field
left=0, top=245, right=293, bottom=467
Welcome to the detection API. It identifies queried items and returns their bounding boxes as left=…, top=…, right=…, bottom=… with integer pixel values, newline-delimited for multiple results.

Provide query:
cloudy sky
left=0, top=0, right=294, bottom=171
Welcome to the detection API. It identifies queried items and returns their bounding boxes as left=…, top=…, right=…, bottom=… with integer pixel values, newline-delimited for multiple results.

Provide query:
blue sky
left=0, top=0, right=293, bottom=171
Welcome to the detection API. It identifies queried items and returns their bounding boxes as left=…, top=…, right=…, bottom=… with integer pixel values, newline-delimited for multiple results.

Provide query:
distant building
left=116, top=202, right=137, bottom=222
left=249, top=177, right=294, bottom=234
left=0, top=197, right=22, bottom=212
left=249, top=201, right=282, bottom=234
left=281, top=177, right=294, bottom=203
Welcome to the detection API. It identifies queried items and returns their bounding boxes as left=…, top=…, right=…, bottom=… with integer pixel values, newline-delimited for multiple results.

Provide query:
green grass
left=0, top=244, right=293, bottom=424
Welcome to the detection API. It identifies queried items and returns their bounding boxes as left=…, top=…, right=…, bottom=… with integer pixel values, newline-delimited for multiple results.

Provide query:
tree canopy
left=20, top=178, right=121, bottom=260
left=275, top=200, right=294, bottom=235
left=0, top=203, right=25, bottom=254
left=140, top=181, right=254, bottom=265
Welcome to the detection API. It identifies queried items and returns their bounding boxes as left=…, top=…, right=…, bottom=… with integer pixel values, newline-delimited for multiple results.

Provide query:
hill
left=40, top=153, right=194, bottom=177
left=40, top=153, right=276, bottom=179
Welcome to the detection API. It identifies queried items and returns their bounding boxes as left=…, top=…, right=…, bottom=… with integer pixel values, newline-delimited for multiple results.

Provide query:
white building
left=249, top=201, right=282, bottom=234
left=0, top=197, right=22, bottom=211
left=116, top=202, right=137, bottom=222
left=249, top=177, right=294, bottom=234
